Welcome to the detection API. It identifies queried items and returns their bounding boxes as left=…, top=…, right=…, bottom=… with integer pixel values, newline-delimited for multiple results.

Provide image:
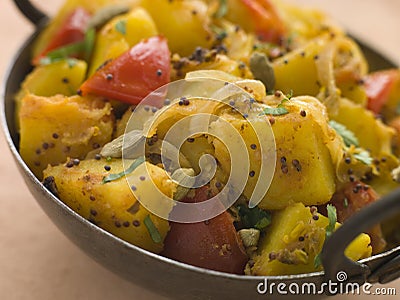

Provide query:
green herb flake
left=214, top=0, right=228, bottom=18
left=115, top=20, right=127, bottom=35
left=284, top=89, right=293, bottom=101
left=67, top=58, right=78, bottom=68
left=313, top=204, right=337, bottom=269
left=329, top=120, right=359, bottom=147
left=237, top=204, right=271, bottom=231
left=40, top=28, right=96, bottom=66
left=102, top=156, right=145, bottom=184
left=314, top=253, right=322, bottom=269
left=343, top=197, right=349, bottom=208
left=353, top=150, right=373, bottom=165
left=326, top=204, right=337, bottom=238
left=144, top=215, right=162, bottom=243
left=83, top=27, right=96, bottom=61
left=260, top=106, right=289, bottom=116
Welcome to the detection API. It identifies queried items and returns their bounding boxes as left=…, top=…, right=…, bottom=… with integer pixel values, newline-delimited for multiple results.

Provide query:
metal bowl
left=2, top=1, right=400, bottom=299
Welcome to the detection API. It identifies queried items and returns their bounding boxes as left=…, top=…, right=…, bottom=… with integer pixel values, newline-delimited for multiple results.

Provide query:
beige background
left=1, top=0, right=399, bottom=299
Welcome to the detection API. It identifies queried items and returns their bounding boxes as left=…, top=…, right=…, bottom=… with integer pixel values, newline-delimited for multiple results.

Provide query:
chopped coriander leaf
left=214, top=0, right=228, bottom=18
left=314, top=253, right=322, bottom=269
left=102, top=156, right=145, bottom=184
left=115, top=19, right=127, bottom=35
left=260, top=106, right=289, bottom=116
left=40, top=28, right=96, bottom=65
left=83, top=27, right=96, bottom=61
left=313, top=204, right=337, bottom=269
left=144, top=215, right=162, bottom=243
left=329, top=120, right=359, bottom=147
left=353, top=150, right=373, bottom=165
left=326, top=204, right=337, bottom=238
left=237, top=204, right=271, bottom=231
left=284, top=89, right=293, bottom=101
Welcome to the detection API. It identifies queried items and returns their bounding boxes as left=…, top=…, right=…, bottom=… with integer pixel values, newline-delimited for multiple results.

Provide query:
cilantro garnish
left=40, top=28, right=96, bottom=65
left=144, top=215, right=162, bottom=243
left=353, top=150, right=373, bottom=165
left=214, top=0, right=228, bottom=18
left=237, top=204, right=271, bottom=231
left=102, top=157, right=145, bottom=184
left=261, top=106, right=289, bottom=116
left=115, top=19, right=127, bottom=35
left=329, top=120, right=359, bottom=147
left=314, top=204, right=337, bottom=268
left=260, top=91, right=293, bottom=116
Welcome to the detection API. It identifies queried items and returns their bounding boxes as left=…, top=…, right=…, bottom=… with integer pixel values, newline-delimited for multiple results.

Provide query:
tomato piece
left=80, top=36, right=171, bottom=106
left=161, top=187, right=248, bottom=274
left=321, top=181, right=386, bottom=254
left=241, top=0, right=286, bottom=43
left=365, top=69, right=399, bottom=114
left=33, top=7, right=91, bottom=65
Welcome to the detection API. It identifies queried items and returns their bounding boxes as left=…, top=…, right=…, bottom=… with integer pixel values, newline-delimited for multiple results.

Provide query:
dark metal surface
left=2, top=2, right=400, bottom=299
left=12, top=0, right=48, bottom=25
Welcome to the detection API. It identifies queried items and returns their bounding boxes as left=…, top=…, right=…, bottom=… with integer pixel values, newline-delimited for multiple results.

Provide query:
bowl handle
left=321, top=187, right=400, bottom=285
left=13, top=0, right=48, bottom=26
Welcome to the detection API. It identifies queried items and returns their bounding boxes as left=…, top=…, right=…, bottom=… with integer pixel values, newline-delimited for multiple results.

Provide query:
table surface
left=1, top=0, right=399, bottom=299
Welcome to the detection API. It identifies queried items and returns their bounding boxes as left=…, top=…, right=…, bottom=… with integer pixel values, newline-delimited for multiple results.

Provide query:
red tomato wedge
left=33, top=7, right=91, bottom=65
left=161, top=187, right=248, bottom=275
left=365, top=69, right=399, bottom=114
left=241, top=0, right=286, bottom=44
left=80, top=36, right=171, bottom=106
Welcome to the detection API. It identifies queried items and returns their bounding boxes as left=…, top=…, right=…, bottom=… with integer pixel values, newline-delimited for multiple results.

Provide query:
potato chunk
left=43, top=159, right=175, bottom=253
left=139, top=0, right=213, bottom=56
left=15, top=60, right=87, bottom=131
left=210, top=96, right=339, bottom=209
left=330, top=98, right=394, bottom=156
left=249, top=203, right=372, bottom=276
left=88, top=7, right=158, bottom=75
left=19, top=94, right=113, bottom=178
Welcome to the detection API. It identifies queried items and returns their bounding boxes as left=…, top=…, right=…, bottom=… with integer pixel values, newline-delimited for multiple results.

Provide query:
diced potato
left=273, top=38, right=324, bottom=97
left=19, top=94, right=113, bottom=179
left=250, top=203, right=372, bottom=276
left=88, top=7, right=158, bottom=75
left=139, top=0, right=213, bottom=56
left=330, top=98, right=394, bottom=155
left=43, top=159, right=176, bottom=253
left=15, top=60, right=87, bottom=131
left=32, top=0, right=139, bottom=58
left=211, top=96, right=339, bottom=210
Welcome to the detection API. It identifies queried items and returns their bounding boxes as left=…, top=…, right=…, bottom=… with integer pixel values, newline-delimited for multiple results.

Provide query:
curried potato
left=249, top=203, right=372, bottom=276
left=330, top=98, right=394, bottom=156
left=139, top=0, right=213, bottom=56
left=88, top=7, right=158, bottom=75
left=210, top=96, right=340, bottom=210
left=14, top=60, right=87, bottom=131
left=19, top=94, right=114, bottom=179
left=43, top=159, right=176, bottom=253
left=32, top=0, right=139, bottom=59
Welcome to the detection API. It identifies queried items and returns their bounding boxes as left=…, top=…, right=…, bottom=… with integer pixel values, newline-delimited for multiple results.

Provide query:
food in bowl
left=14, top=0, right=400, bottom=276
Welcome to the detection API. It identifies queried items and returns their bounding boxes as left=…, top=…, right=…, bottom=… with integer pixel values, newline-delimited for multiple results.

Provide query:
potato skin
left=43, top=159, right=176, bottom=253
